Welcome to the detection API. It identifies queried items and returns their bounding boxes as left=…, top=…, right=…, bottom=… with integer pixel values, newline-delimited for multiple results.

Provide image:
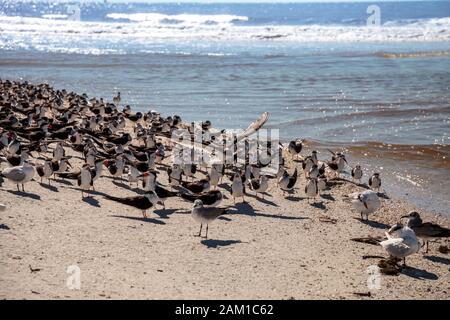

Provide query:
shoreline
left=1, top=80, right=449, bottom=299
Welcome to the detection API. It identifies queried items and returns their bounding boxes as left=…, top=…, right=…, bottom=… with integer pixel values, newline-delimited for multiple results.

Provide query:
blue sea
left=0, top=1, right=449, bottom=216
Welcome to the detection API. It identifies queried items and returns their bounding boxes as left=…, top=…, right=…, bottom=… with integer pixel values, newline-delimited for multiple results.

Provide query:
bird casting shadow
left=200, top=239, right=242, bottom=249
left=82, top=196, right=101, bottom=207
left=232, top=202, right=308, bottom=221
left=0, top=224, right=10, bottom=230
left=354, top=218, right=390, bottom=230
left=39, top=183, right=59, bottom=192
left=109, top=214, right=166, bottom=225
left=153, top=208, right=177, bottom=219
left=6, top=190, right=41, bottom=200
left=424, top=255, right=450, bottom=266
left=401, top=266, right=438, bottom=280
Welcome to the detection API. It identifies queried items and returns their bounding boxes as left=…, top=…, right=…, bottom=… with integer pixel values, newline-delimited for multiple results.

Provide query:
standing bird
left=167, top=164, right=183, bottom=188
left=248, top=175, right=269, bottom=199
left=348, top=190, right=381, bottom=221
left=231, top=171, right=245, bottom=204
left=78, top=164, right=93, bottom=198
left=191, top=200, right=228, bottom=238
left=369, top=173, right=381, bottom=192
left=380, top=223, right=420, bottom=266
left=142, top=171, right=157, bottom=192
left=36, top=160, right=54, bottom=185
left=113, top=92, right=121, bottom=106
left=287, top=139, right=302, bottom=159
left=0, top=162, right=35, bottom=192
left=401, top=211, right=450, bottom=253
left=327, top=152, right=347, bottom=178
left=52, top=142, right=65, bottom=161
left=305, top=178, right=318, bottom=204
left=351, top=165, right=363, bottom=184
left=278, top=167, right=298, bottom=195
left=317, top=175, right=327, bottom=195
left=103, top=191, right=163, bottom=218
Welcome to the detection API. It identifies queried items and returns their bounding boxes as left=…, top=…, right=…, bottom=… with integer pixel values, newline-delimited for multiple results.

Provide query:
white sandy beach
left=1, top=146, right=449, bottom=300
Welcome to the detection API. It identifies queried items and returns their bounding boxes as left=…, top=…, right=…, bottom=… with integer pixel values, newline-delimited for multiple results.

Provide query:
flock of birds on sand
left=0, top=79, right=449, bottom=268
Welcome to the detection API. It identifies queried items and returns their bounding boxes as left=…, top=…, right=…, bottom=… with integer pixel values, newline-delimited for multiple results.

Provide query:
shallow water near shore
left=1, top=47, right=449, bottom=218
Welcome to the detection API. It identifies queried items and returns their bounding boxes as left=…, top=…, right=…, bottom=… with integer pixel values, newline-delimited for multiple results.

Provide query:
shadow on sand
left=424, top=255, right=450, bottom=266
left=354, top=218, right=390, bottom=230
left=6, top=190, right=41, bottom=200
left=200, top=239, right=242, bottom=249
left=109, top=214, right=166, bottom=225
left=401, top=266, right=438, bottom=280
left=39, top=182, right=59, bottom=192
left=232, top=202, right=309, bottom=221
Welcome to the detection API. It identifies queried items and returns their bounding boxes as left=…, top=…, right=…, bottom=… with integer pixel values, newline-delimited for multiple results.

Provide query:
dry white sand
left=0, top=146, right=449, bottom=300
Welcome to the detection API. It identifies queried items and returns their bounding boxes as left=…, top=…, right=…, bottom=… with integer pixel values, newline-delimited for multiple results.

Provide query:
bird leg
left=22, top=184, right=25, bottom=192
left=203, top=224, right=209, bottom=239
left=195, top=223, right=203, bottom=237
left=17, top=184, right=20, bottom=192
left=426, top=241, right=429, bottom=253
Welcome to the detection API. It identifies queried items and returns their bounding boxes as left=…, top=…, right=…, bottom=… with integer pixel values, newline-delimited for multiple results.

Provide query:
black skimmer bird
left=248, top=175, right=269, bottom=199
left=278, top=167, right=297, bottom=195
left=380, top=223, right=420, bottom=266
left=1, top=149, right=30, bottom=167
left=0, top=162, right=35, bottom=192
left=191, top=200, right=228, bottom=238
left=180, top=178, right=210, bottom=194
left=287, top=139, right=302, bottom=159
left=351, top=165, right=363, bottom=183
left=401, top=211, right=450, bottom=253
left=103, top=191, right=163, bottom=218
left=104, top=156, right=125, bottom=178
left=180, top=190, right=223, bottom=207
left=369, top=173, right=381, bottom=191
left=301, top=156, right=315, bottom=175
left=154, top=184, right=178, bottom=209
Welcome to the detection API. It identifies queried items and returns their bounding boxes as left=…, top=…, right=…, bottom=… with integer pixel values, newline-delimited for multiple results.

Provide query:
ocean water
left=0, top=1, right=449, bottom=216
